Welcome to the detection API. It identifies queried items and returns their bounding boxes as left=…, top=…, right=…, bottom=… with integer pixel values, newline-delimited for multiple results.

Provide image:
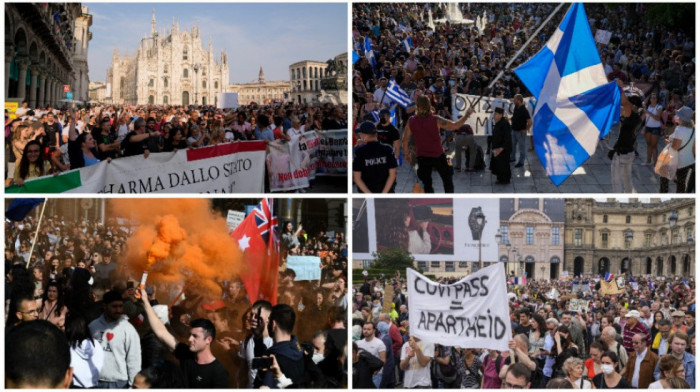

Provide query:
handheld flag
left=352, top=51, right=360, bottom=65
left=371, top=105, right=398, bottom=126
left=514, top=3, right=621, bottom=186
left=649, top=280, right=655, bottom=291
left=682, top=277, right=690, bottom=290
left=386, top=79, right=412, bottom=108
left=230, top=198, right=279, bottom=305
left=629, top=276, right=638, bottom=291
left=400, top=36, right=413, bottom=53
left=6, top=198, right=45, bottom=221
left=364, top=36, right=377, bottom=72
left=604, top=272, right=614, bottom=282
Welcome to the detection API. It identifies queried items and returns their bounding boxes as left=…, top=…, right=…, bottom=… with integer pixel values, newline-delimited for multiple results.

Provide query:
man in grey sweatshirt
left=88, top=290, right=142, bottom=388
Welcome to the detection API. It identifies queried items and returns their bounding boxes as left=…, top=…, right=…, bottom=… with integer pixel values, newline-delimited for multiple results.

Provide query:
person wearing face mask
left=592, top=351, right=632, bottom=389
left=376, top=108, right=401, bottom=160
left=376, top=321, right=396, bottom=388
left=257, top=304, right=305, bottom=388
left=353, top=121, right=397, bottom=193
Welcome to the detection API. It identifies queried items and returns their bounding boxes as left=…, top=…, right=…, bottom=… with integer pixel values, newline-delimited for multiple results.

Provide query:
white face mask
left=312, top=352, right=325, bottom=364
left=601, top=364, right=615, bottom=375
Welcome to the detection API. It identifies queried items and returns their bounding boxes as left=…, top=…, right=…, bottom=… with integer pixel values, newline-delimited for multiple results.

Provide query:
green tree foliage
left=371, top=247, right=416, bottom=272
left=644, top=4, right=695, bottom=35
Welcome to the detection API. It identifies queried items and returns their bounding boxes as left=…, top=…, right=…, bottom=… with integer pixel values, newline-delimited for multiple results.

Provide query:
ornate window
left=526, top=226, right=534, bottom=245
left=574, top=229, right=583, bottom=246
left=601, top=232, right=609, bottom=248
left=183, top=49, right=188, bottom=60
left=552, top=227, right=560, bottom=245
left=183, top=68, right=189, bottom=78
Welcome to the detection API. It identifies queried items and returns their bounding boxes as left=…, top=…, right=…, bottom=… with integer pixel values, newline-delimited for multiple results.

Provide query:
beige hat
left=625, top=310, right=640, bottom=319
left=671, top=310, right=686, bottom=318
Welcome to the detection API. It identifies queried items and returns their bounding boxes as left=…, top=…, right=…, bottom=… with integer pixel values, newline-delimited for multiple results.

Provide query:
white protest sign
left=286, top=256, right=322, bottom=281
left=568, top=299, right=590, bottom=312
left=407, top=263, right=512, bottom=351
left=226, top=210, right=245, bottom=232
left=451, top=94, right=535, bottom=135
left=6, top=142, right=266, bottom=194
left=216, top=92, right=239, bottom=109
left=595, top=29, right=612, bottom=45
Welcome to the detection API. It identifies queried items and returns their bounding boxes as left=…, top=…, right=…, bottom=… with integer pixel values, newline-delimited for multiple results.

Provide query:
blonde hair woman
left=563, top=357, right=591, bottom=389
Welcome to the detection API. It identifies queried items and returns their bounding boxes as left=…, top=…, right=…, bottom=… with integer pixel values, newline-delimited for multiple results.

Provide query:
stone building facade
left=497, top=199, right=565, bottom=280
left=5, top=3, right=91, bottom=107
left=88, top=81, right=107, bottom=102
left=289, top=52, right=348, bottom=105
left=106, top=12, right=228, bottom=105
left=227, top=67, right=290, bottom=105
left=564, top=198, right=694, bottom=277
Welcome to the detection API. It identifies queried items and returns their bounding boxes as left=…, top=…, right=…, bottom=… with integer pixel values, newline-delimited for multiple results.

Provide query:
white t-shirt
left=356, top=336, right=386, bottom=361
left=670, top=125, right=695, bottom=168
left=400, top=341, right=434, bottom=388
left=648, top=380, right=664, bottom=389
left=644, top=104, right=664, bottom=128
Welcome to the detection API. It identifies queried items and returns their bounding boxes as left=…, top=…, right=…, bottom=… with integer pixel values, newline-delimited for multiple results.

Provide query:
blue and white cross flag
left=400, top=36, right=413, bottom=53
left=364, top=36, right=377, bottom=71
left=514, top=3, right=621, bottom=186
left=371, top=106, right=398, bottom=126
left=386, top=79, right=412, bottom=109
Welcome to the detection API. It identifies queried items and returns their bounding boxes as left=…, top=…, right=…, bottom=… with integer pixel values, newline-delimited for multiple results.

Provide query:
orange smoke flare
left=109, top=199, right=243, bottom=300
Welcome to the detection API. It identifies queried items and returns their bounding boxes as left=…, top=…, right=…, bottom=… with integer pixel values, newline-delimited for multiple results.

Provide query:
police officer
left=353, top=121, right=397, bottom=193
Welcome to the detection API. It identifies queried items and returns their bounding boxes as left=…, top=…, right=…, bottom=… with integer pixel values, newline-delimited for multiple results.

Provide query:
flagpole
left=468, top=2, right=567, bottom=109
left=26, top=200, right=47, bottom=269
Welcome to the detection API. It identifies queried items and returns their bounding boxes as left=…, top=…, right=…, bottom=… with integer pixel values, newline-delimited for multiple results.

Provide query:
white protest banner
left=451, top=94, right=535, bottom=135
left=315, top=129, right=348, bottom=176
left=267, top=138, right=311, bottom=192
left=594, top=29, right=612, bottom=45
left=286, top=256, right=321, bottom=281
left=407, top=263, right=512, bottom=351
left=226, top=210, right=245, bottom=232
left=568, top=299, right=590, bottom=312
left=571, top=284, right=592, bottom=294
left=5, top=142, right=266, bottom=194
left=267, top=130, right=348, bottom=191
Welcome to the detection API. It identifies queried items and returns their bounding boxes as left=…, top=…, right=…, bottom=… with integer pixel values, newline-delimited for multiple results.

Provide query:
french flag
left=604, top=272, right=614, bottom=281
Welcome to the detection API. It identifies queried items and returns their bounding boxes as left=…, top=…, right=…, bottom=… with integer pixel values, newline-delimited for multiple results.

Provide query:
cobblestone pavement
left=393, top=127, right=674, bottom=194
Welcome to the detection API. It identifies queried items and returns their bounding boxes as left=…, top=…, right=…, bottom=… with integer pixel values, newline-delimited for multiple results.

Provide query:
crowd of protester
left=5, top=211, right=348, bottom=388
left=5, top=101, right=348, bottom=187
left=352, top=3, right=695, bottom=193
left=352, top=271, right=696, bottom=389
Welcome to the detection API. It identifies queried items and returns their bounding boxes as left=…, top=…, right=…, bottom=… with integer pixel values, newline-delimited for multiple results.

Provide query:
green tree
left=645, top=4, right=695, bottom=35
left=371, top=247, right=416, bottom=272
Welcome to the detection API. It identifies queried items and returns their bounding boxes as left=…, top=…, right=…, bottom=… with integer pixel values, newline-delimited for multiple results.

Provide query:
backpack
left=434, top=346, right=458, bottom=383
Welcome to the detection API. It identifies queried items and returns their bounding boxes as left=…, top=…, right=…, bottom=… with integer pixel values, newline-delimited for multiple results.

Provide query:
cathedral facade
left=107, top=12, right=228, bottom=106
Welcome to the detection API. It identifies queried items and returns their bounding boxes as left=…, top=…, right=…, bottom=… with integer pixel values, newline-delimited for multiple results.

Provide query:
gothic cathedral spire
left=258, top=66, right=265, bottom=83
left=151, top=9, right=156, bottom=36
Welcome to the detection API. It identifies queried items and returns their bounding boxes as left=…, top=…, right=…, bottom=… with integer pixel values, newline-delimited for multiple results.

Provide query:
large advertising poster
left=353, top=198, right=500, bottom=262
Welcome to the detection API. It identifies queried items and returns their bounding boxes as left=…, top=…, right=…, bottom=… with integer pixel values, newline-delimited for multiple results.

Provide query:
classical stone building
left=5, top=3, right=92, bottom=107
left=227, top=67, right=290, bottom=105
left=106, top=12, right=228, bottom=105
left=564, top=198, right=694, bottom=277
left=497, top=199, right=565, bottom=280
left=289, top=53, right=347, bottom=104
left=88, top=81, right=107, bottom=102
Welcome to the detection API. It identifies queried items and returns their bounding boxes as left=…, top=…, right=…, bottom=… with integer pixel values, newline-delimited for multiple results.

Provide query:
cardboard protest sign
left=600, top=280, right=624, bottom=295
left=383, top=284, right=395, bottom=314
left=568, top=299, right=590, bottom=312
left=407, top=263, right=512, bottom=351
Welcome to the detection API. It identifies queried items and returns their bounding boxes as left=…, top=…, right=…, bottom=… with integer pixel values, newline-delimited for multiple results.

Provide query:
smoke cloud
left=109, top=199, right=242, bottom=299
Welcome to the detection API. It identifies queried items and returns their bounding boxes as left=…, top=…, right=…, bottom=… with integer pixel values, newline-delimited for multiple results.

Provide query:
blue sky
left=85, top=3, right=347, bottom=83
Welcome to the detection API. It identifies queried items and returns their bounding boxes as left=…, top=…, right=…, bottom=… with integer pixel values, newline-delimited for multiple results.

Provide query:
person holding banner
left=402, top=95, right=474, bottom=193
left=489, top=107, right=512, bottom=184
left=399, top=335, right=433, bottom=388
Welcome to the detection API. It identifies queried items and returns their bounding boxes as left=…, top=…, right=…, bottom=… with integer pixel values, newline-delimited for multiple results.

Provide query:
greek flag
left=386, top=79, right=412, bottom=108
left=371, top=106, right=398, bottom=126
left=514, top=3, right=621, bottom=186
left=400, top=36, right=413, bottom=52
left=352, top=51, right=360, bottom=65
left=364, top=36, right=377, bottom=71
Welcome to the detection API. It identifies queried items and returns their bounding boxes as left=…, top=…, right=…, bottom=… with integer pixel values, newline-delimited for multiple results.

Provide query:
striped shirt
left=622, top=320, right=651, bottom=353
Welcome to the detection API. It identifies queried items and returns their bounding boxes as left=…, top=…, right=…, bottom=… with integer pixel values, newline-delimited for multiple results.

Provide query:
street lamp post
left=495, top=234, right=511, bottom=277
left=473, top=209, right=486, bottom=270
left=625, top=231, right=633, bottom=276
left=668, top=211, right=678, bottom=276
left=193, top=64, right=200, bottom=105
